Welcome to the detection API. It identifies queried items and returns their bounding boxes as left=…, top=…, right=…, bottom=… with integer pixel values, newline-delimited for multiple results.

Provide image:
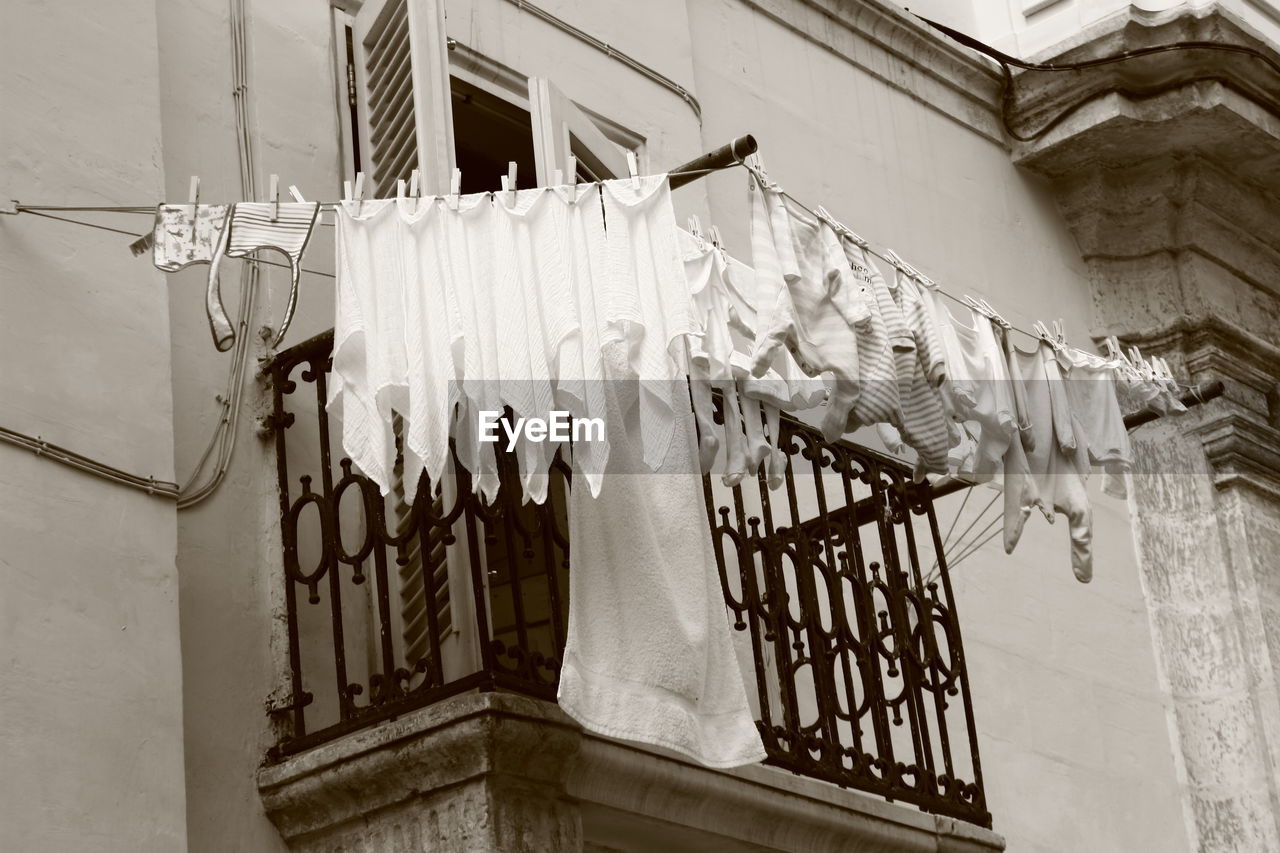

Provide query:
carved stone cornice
left=1184, top=410, right=1280, bottom=499
left=1011, top=4, right=1280, bottom=184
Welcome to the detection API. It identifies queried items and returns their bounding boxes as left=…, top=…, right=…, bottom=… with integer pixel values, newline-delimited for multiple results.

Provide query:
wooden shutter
left=528, top=77, right=632, bottom=185
left=351, top=0, right=455, bottom=195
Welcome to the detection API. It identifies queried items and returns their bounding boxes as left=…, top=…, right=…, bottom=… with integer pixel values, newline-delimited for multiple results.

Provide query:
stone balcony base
left=257, top=691, right=1004, bottom=852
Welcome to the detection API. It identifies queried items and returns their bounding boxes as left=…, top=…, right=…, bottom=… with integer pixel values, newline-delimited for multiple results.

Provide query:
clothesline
left=10, top=172, right=1128, bottom=367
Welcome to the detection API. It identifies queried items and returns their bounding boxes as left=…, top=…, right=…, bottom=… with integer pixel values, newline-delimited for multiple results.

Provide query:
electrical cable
left=176, top=0, right=260, bottom=509
left=912, top=13, right=1280, bottom=142
left=0, top=425, right=180, bottom=498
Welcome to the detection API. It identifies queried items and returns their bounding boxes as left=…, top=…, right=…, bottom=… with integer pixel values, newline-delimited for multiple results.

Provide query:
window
left=336, top=0, right=639, bottom=191
left=332, top=0, right=641, bottom=677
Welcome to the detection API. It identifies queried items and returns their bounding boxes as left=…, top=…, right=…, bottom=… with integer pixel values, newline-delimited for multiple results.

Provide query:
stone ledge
left=258, top=691, right=1005, bottom=852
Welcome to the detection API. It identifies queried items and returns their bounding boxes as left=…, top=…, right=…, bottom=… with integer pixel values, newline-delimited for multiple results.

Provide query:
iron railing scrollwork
left=265, top=329, right=990, bottom=828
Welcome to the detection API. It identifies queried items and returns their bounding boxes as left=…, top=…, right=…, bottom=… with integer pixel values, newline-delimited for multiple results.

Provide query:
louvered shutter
left=351, top=0, right=454, bottom=195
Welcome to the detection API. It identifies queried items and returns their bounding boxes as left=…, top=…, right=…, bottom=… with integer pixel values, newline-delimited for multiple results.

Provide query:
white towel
left=558, top=346, right=767, bottom=769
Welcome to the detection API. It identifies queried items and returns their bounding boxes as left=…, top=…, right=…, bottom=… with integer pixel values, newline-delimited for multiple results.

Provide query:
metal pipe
left=668, top=135, right=758, bottom=189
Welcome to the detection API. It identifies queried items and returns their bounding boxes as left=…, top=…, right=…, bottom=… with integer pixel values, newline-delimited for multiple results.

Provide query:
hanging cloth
left=1005, top=341, right=1094, bottom=582
left=596, top=175, right=698, bottom=473
left=151, top=203, right=230, bottom=272
left=559, top=344, right=767, bottom=768
left=206, top=201, right=320, bottom=350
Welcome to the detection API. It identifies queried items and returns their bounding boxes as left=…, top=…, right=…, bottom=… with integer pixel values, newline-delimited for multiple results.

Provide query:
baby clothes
left=1061, top=350, right=1132, bottom=499
left=679, top=228, right=786, bottom=488
left=552, top=183, right=612, bottom=497
left=597, top=176, right=698, bottom=474
left=206, top=201, right=320, bottom=351
left=493, top=187, right=577, bottom=505
left=396, top=196, right=463, bottom=501
left=837, top=239, right=905, bottom=434
left=152, top=203, right=231, bottom=272
left=943, top=305, right=1017, bottom=479
left=746, top=176, right=871, bottom=438
left=885, top=268, right=951, bottom=474
left=440, top=192, right=503, bottom=504
left=329, top=198, right=410, bottom=498
left=1002, top=327, right=1036, bottom=454
left=1006, top=342, right=1094, bottom=582
left=720, top=254, right=825, bottom=412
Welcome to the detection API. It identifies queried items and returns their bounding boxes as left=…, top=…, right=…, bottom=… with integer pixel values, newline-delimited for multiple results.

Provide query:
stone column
left=1011, top=5, right=1280, bottom=851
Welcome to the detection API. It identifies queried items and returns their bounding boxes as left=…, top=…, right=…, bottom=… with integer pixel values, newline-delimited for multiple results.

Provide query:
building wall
left=158, top=1, right=1195, bottom=851
left=0, top=1, right=187, bottom=851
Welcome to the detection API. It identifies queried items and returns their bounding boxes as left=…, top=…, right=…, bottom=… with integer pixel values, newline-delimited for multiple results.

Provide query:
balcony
left=258, top=330, right=998, bottom=851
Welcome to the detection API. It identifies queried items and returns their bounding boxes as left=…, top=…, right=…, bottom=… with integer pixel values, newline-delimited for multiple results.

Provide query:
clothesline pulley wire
left=3, top=134, right=759, bottom=217
left=0, top=135, right=756, bottom=499
left=927, top=379, right=1226, bottom=505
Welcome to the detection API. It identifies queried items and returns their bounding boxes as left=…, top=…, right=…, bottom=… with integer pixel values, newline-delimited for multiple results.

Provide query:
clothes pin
left=567, top=155, right=577, bottom=187
left=687, top=214, right=703, bottom=240
left=507, top=161, right=518, bottom=198
left=187, top=176, right=200, bottom=227
left=626, top=151, right=640, bottom=187
left=343, top=179, right=352, bottom=201
left=708, top=225, right=724, bottom=250
left=979, top=299, right=1004, bottom=325
left=409, top=169, right=421, bottom=199
left=269, top=174, right=279, bottom=221
left=449, top=168, right=462, bottom=211
left=353, top=172, right=365, bottom=216
left=396, top=178, right=406, bottom=200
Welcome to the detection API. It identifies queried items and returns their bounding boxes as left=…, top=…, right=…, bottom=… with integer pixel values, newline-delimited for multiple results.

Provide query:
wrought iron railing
left=265, top=329, right=990, bottom=828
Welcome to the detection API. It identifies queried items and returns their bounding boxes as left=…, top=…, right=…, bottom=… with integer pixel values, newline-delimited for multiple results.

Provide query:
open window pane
left=528, top=77, right=632, bottom=185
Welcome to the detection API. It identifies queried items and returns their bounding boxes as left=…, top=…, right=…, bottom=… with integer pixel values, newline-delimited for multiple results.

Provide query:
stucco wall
left=0, top=1, right=187, bottom=850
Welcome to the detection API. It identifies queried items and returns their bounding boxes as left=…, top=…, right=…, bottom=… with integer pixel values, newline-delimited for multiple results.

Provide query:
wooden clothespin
left=708, top=225, right=724, bottom=250
left=288, top=185, right=306, bottom=203
left=980, top=300, right=1010, bottom=330
left=1052, top=319, right=1068, bottom=348
left=353, top=172, right=366, bottom=215
left=186, top=176, right=200, bottom=229
left=626, top=151, right=640, bottom=188
left=396, top=178, right=406, bottom=200
left=505, top=161, right=518, bottom=199
left=687, top=214, right=703, bottom=240
left=567, top=155, right=578, bottom=187
left=885, top=249, right=918, bottom=279
left=268, top=174, right=280, bottom=221
left=409, top=169, right=421, bottom=199
left=842, top=227, right=869, bottom=250
left=448, top=168, right=462, bottom=211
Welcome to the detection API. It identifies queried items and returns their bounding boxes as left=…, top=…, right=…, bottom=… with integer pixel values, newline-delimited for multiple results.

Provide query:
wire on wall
left=912, top=12, right=1280, bottom=143
left=175, top=0, right=262, bottom=509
